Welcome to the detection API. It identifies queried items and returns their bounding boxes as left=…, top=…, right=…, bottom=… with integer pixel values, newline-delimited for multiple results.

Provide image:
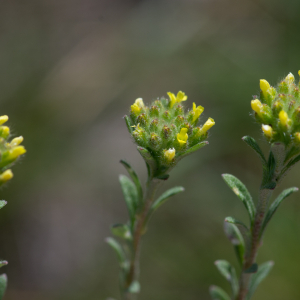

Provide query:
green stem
left=122, top=177, right=162, bottom=300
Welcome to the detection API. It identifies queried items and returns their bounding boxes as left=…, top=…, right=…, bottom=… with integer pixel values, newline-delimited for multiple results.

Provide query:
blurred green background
left=0, top=0, right=300, bottom=299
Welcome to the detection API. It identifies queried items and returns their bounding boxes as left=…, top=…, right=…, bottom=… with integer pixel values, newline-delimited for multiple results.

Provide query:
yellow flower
left=260, top=79, right=271, bottom=98
left=251, top=99, right=263, bottom=115
left=262, top=125, right=273, bottom=138
left=177, top=128, right=188, bottom=146
left=200, top=118, right=215, bottom=135
left=192, top=103, right=204, bottom=122
left=164, top=148, right=175, bottom=162
left=0, top=169, right=13, bottom=183
left=10, top=136, right=23, bottom=147
left=285, top=72, right=295, bottom=83
left=131, top=98, right=145, bottom=115
left=0, top=126, right=10, bottom=139
left=0, top=115, right=8, bottom=126
left=9, top=146, right=26, bottom=160
left=167, top=91, right=188, bottom=108
left=279, top=110, right=289, bottom=126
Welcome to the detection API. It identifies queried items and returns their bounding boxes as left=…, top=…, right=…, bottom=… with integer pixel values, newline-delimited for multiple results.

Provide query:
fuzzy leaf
left=242, top=136, right=267, bottom=166
left=261, top=187, right=298, bottom=234
left=0, top=262, right=7, bottom=269
left=0, top=201, right=6, bottom=210
left=151, top=186, right=185, bottom=211
left=209, top=285, right=231, bottom=300
left=0, top=274, right=7, bottom=300
left=120, top=160, right=143, bottom=204
left=124, top=115, right=133, bottom=134
left=225, top=217, right=248, bottom=231
left=177, top=141, right=208, bottom=159
left=281, top=154, right=300, bottom=176
left=222, top=174, right=255, bottom=223
left=246, top=261, right=274, bottom=300
left=106, top=237, right=127, bottom=270
left=224, top=221, right=245, bottom=266
left=111, top=224, right=132, bottom=240
left=128, top=281, right=140, bottom=293
left=119, top=175, right=138, bottom=224
left=215, top=260, right=239, bottom=297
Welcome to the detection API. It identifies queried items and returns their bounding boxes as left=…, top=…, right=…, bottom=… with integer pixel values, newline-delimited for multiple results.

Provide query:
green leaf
left=225, top=217, right=248, bottom=231
left=281, top=154, right=300, bottom=176
left=261, top=187, right=298, bottom=235
left=222, top=174, right=256, bottom=223
left=215, top=260, right=239, bottom=297
left=0, top=274, right=7, bottom=300
left=246, top=261, right=274, bottom=300
left=0, top=201, right=6, bottom=210
left=137, top=147, right=157, bottom=177
left=244, top=263, right=258, bottom=274
left=124, top=115, right=133, bottom=134
left=120, top=160, right=143, bottom=204
left=209, top=285, right=231, bottom=300
left=128, top=281, right=140, bottom=293
left=111, top=224, right=132, bottom=240
left=119, top=175, right=138, bottom=224
left=177, top=141, right=208, bottom=159
left=151, top=186, right=185, bottom=212
left=106, top=237, right=127, bottom=270
left=0, top=262, right=7, bottom=269
left=224, top=221, right=245, bottom=266
left=242, top=136, right=267, bottom=167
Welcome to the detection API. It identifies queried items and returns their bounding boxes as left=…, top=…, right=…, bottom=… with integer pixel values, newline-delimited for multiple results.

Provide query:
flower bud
left=162, top=125, right=171, bottom=140
left=149, top=105, right=159, bottom=118
left=251, top=99, right=263, bottom=115
left=262, top=125, right=273, bottom=138
left=279, top=110, right=289, bottom=127
left=164, top=148, right=175, bottom=162
left=0, top=116, right=8, bottom=126
left=260, top=79, right=271, bottom=98
left=199, top=118, right=215, bottom=135
left=0, top=126, right=10, bottom=139
left=10, top=136, right=23, bottom=147
left=149, top=133, right=162, bottom=150
left=0, top=169, right=13, bottom=183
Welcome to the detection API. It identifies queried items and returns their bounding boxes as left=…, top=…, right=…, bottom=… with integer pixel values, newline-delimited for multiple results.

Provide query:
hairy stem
left=122, top=178, right=162, bottom=300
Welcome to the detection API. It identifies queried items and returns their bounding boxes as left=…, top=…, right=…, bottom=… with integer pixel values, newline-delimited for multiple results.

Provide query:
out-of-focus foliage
left=0, top=0, right=300, bottom=299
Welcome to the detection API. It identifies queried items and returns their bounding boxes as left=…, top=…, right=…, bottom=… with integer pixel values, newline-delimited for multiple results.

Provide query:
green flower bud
left=149, top=105, right=159, bottom=118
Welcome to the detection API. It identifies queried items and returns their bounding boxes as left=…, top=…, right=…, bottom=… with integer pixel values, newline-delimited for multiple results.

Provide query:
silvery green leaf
left=222, top=174, right=255, bottom=224
left=224, top=220, right=245, bottom=266
left=151, top=186, right=184, bottom=211
left=261, top=187, right=298, bottom=235
left=215, top=260, right=239, bottom=297
left=119, top=175, right=138, bottom=225
left=246, top=261, right=274, bottom=300
left=0, top=201, right=6, bottom=210
left=120, top=160, right=143, bottom=205
left=106, top=237, right=127, bottom=270
left=209, top=285, right=231, bottom=300
left=128, top=281, right=140, bottom=293
left=111, top=224, right=132, bottom=240
left=0, top=274, right=7, bottom=300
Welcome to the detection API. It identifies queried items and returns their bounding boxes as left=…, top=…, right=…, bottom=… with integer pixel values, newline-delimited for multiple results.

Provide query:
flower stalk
left=107, top=92, right=215, bottom=300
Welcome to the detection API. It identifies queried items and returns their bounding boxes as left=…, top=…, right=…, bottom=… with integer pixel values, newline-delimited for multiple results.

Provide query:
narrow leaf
left=151, top=187, right=185, bottom=212
left=262, top=150, right=276, bottom=189
left=281, top=154, right=300, bottom=175
left=246, top=261, right=274, bottom=300
left=106, top=237, right=127, bottom=269
left=0, top=274, right=7, bottom=300
left=119, top=175, right=138, bottom=223
left=128, top=281, right=140, bottom=293
left=111, top=224, right=132, bottom=240
left=224, top=221, right=245, bottom=266
left=0, top=201, right=6, bottom=210
left=120, top=160, right=143, bottom=204
left=215, top=260, right=239, bottom=297
left=177, top=141, right=208, bottom=159
left=261, top=187, right=298, bottom=234
left=137, top=147, right=157, bottom=177
left=124, top=115, right=133, bottom=134
left=242, top=136, right=267, bottom=166
left=225, top=217, right=248, bottom=231
left=209, top=285, right=231, bottom=300
left=222, top=174, right=256, bottom=223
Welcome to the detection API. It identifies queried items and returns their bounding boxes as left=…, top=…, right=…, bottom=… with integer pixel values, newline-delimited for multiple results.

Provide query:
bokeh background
left=0, top=0, right=300, bottom=299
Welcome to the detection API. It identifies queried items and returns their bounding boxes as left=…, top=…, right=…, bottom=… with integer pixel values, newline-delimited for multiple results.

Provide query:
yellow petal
left=164, top=148, right=175, bottom=162
left=0, top=169, right=13, bottom=182
left=168, top=92, right=177, bottom=108
left=10, top=136, right=23, bottom=147
left=260, top=79, right=271, bottom=97
left=262, top=124, right=273, bottom=138
left=251, top=99, right=263, bottom=114
left=279, top=110, right=289, bottom=126
left=0, top=115, right=8, bottom=126
left=200, top=118, right=215, bottom=134
left=176, top=91, right=188, bottom=102
left=177, top=128, right=188, bottom=145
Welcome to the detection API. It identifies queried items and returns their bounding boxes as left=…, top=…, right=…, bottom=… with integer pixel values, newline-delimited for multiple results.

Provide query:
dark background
left=0, top=0, right=300, bottom=299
